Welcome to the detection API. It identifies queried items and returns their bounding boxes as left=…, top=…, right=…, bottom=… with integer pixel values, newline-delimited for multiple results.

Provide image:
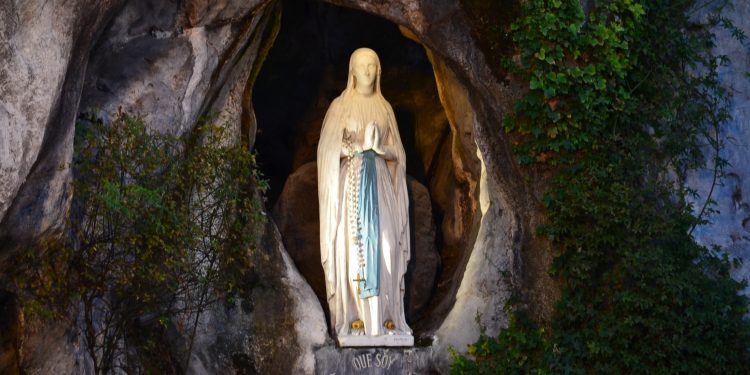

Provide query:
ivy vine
left=454, top=0, right=750, bottom=373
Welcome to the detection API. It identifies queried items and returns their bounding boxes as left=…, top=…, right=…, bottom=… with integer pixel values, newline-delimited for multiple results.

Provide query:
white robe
left=318, top=92, right=411, bottom=339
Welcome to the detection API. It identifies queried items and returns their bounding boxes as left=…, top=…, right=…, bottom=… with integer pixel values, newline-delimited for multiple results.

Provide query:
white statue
left=317, top=47, right=413, bottom=347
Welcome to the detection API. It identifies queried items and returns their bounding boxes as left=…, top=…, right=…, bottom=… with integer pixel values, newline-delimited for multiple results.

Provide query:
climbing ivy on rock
left=454, top=0, right=750, bottom=373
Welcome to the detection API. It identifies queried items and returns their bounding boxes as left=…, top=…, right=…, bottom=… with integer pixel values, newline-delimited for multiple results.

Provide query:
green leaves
left=454, top=0, right=750, bottom=373
left=452, top=312, right=551, bottom=375
left=11, top=111, right=267, bottom=373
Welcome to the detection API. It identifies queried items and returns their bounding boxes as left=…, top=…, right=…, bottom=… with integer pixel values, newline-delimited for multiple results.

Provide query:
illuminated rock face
left=0, top=0, right=127, bottom=260
left=687, top=1, right=750, bottom=300
left=0, top=1, right=301, bottom=373
left=0, top=0, right=606, bottom=373
left=0, top=0, right=274, bottom=257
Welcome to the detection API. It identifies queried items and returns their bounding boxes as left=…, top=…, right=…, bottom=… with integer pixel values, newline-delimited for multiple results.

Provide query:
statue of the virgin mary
left=317, top=48, right=413, bottom=346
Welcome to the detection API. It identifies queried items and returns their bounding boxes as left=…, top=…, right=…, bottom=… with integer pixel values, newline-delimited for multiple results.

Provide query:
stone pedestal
left=337, top=333, right=413, bottom=347
left=315, top=346, right=435, bottom=375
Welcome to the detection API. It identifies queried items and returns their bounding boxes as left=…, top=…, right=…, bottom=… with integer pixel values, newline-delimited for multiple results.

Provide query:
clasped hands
left=349, top=121, right=384, bottom=156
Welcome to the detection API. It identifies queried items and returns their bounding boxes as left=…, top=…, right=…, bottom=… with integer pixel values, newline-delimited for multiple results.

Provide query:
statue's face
left=352, top=53, right=378, bottom=90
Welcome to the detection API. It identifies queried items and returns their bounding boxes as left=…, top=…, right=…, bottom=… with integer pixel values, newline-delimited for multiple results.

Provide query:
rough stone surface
left=433, top=150, right=517, bottom=370
left=0, top=0, right=566, bottom=373
left=0, top=0, right=300, bottom=372
left=18, top=321, right=84, bottom=374
left=422, top=47, right=481, bottom=252
left=184, top=299, right=256, bottom=375
left=179, top=0, right=268, bottom=28
left=0, top=0, right=127, bottom=260
left=79, top=0, right=273, bottom=138
left=0, top=0, right=277, bottom=258
left=186, top=222, right=327, bottom=375
left=272, top=162, right=327, bottom=303
left=279, top=224, right=329, bottom=374
left=410, top=47, right=485, bottom=335
left=404, top=176, right=440, bottom=319
left=272, top=162, right=440, bottom=321
left=688, top=1, right=750, bottom=299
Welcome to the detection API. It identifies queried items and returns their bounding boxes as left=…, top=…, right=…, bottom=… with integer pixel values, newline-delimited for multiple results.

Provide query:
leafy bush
left=454, top=0, right=750, bottom=373
left=12, top=112, right=266, bottom=374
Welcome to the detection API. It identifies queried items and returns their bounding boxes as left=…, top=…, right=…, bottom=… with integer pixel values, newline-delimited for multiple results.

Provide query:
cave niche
left=253, top=0, right=481, bottom=336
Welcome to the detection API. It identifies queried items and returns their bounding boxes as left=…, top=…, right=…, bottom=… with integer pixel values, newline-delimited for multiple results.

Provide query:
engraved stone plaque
left=315, top=346, right=433, bottom=375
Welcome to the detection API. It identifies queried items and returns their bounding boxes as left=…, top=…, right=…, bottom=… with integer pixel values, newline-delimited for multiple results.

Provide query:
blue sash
left=358, top=150, right=380, bottom=299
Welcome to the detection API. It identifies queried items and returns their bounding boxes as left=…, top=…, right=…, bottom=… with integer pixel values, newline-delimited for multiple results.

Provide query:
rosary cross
left=353, top=272, right=366, bottom=295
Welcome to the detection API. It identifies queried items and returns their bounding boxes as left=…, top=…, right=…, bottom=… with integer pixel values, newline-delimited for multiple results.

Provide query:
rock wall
left=0, top=0, right=564, bottom=373
left=185, top=222, right=326, bottom=375
left=0, top=0, right=277, bottom=259
left=0, top=0, right=307, bottom=373
left=688, top=1, right=750, bottom=298
left=79, top=0, right=273, bottom=139
left=0, top=0, right=127, bottom=262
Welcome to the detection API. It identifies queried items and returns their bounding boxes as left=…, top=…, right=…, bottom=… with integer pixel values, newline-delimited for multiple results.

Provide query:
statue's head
left=347, top=48, right=381, bottom=95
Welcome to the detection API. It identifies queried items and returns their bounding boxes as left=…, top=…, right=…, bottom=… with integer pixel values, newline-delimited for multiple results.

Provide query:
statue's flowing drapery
left=317, top=50, right=411, bottom=339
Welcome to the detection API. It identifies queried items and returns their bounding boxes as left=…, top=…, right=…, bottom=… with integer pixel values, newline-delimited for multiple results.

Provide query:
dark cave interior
left=252, top=0, right=479, bottom=335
